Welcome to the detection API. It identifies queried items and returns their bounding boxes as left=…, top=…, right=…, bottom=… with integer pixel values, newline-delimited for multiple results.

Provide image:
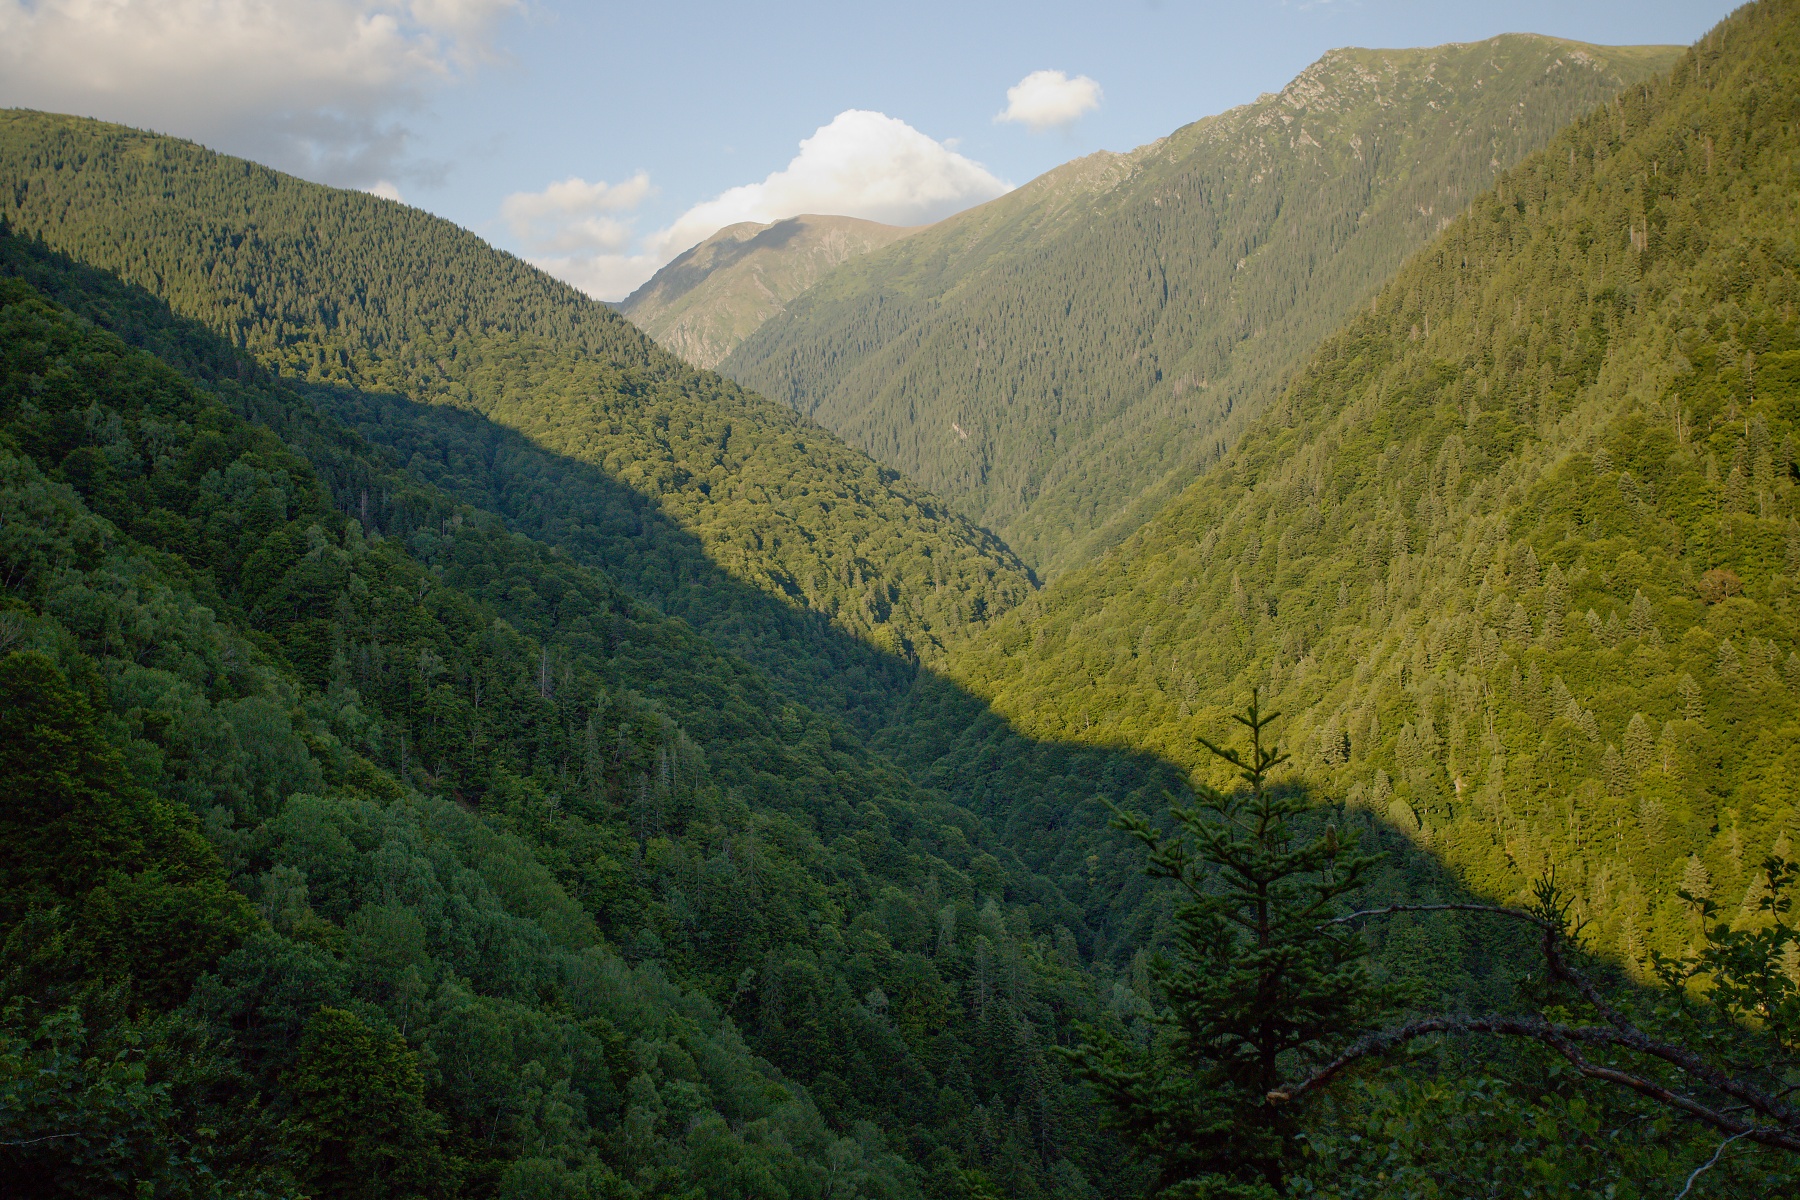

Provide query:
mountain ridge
left=620, top=213, right=916, bottom=367
left=722, top=34, right=1685, bottom=576
left=0, top=110, right=1036, bottom=730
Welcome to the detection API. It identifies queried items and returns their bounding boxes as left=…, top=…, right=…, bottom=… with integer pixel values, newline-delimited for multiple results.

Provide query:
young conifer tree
left=1070, top=693, right=1404, bottom=1198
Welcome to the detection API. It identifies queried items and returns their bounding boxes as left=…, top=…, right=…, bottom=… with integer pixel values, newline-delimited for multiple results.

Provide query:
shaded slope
left=0, top=235, right=1130, bottom=1197
left=724, top=36, right=1682, bottom=575
left=620, top=214, right=916, bottom=367
left=0, top=111, right=1034, bottom=731
left=902, top=0, right=1800, bottom=975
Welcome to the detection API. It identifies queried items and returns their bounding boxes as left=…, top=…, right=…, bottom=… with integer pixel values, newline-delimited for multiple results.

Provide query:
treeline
left=0, top=237, right=1129, bottom=1199
left=724, top=37, right=1681, bottom=575
left=0, top=110, right=1035, bottom=732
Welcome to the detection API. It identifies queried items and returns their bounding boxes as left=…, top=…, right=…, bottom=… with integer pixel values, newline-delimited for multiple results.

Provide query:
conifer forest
left=1, top=2, right=1798, bottom=1197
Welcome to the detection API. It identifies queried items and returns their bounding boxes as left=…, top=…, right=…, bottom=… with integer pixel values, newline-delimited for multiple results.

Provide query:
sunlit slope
left=0, top=111, right=1034, bottom=727
left=724, top=36, right=1683, bottom=575
left=913, top=0, right=1800, bottom=970
left=619, top=214, right=916, bottom=367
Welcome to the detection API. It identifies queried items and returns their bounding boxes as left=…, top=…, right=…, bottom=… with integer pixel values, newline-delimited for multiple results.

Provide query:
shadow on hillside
left=297, top=379, right=928, bottom=730
left=2, top=233, right=1553, bottom=1005
left=294, top=363, right=1556, bottom=1008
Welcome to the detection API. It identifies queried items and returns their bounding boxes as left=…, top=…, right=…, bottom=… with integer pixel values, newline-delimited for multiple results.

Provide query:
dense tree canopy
left=723, top=37, right=1680, bottom=575
left=0, top=247, right=1123, bottom=1199
left=0, top=112, right=1035, bottom=731
left=913, top=0, right=1800, bottom=993
left=2, top=0, right=1799, bottom=1194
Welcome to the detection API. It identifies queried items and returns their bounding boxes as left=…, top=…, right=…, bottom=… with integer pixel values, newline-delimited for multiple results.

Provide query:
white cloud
left=364, top=180, right=406, bottom=202
left=519, top=110, right=1009, bottom=302
left=0, top=0, right=522, bottom=187
left=533, top=253, right=671, bottom=304
left=500, top=172, right=653, bottom=253
left=996, top=69, right=1103, bottom=132
left=653, top=110, right=1008, bottom=257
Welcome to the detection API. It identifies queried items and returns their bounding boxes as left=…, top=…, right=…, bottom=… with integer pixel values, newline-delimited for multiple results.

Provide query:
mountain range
left=708, top=36, right=1682, bottom=575
left=3, top=2, right=1798, bottom=1195
left=619, top=215, right=915, bottom=369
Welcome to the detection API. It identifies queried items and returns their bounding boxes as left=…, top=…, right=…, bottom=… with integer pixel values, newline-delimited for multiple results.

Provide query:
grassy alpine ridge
left=723, top=36, right=1682, bottom=576
left=0, top=110, right=1036, bottom=732
left=913, top=0, right=1800, bottom=1011
left=0, top=235, right=1134, bottom=1200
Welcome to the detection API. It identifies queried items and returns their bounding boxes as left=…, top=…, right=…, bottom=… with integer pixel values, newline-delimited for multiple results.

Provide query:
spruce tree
left=1071, top=694, right=1403, bottom=1197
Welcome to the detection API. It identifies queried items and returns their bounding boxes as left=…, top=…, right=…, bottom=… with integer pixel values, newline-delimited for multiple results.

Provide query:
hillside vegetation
left=724, top=37, right=1681, bottom=575
left=904, top=0, right=1800, bottom=1000
left=621, top=215, right=916, bottom=368
left=0, top=114, right=1034, bottom=729
left=8, top=1, right=1800, bottom=1191
left=0, top=234, right=1128, bottom=1199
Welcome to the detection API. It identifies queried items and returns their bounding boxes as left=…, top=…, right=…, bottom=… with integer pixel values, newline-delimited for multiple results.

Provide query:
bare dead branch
left=0, top=1133, right=81, bottom=1147
left=1674, top=1131, right=1754, bottom=1199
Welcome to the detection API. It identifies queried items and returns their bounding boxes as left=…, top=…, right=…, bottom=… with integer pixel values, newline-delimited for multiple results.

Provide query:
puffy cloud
left=364, top=180, right=407, bottom=202
left=995, top=69, right=1103, bottom=132
left=652, top=110, right=1008, bottom=257
left=522, top=110, right=1009, bottom=302
left=0, top=0, right=521, bottom=187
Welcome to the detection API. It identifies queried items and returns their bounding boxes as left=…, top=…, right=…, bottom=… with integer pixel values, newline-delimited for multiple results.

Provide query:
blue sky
left=0, top=1, right=1740, bottom=298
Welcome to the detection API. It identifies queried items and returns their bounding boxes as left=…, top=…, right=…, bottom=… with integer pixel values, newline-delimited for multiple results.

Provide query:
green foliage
left=0, top=1002, right=277, bottom=1199
left=0, top=112, right=1035, bottom=731
left=1654, top=851, right=1800, bottom=1079
left=1292, top=1070, right=1790, bottom=1198
left=0, top=240, right=1125, bottom=1197
left=724, top=38, right=1681, bottom=575
left=1, top=4, right=1792, bottom=1192
left=866, top=1, right=1800, bottom=1190
left=911, top=0, right=1800, bottom=997
left=0, top=650, right=259, bottom=1010
left=0, top=650, right=214, bottom=915
left=285, top=1004, right=457, bottom=1199
left=1073, top=700, right=1403, bottom=1197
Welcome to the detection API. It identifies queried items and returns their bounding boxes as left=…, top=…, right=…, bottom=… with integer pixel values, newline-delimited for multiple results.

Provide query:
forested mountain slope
left=0, top=113, right=1034, bottom=730
left=0, top=233, right=1132, bottom=1198
left=620, top=215, right=916, bottom=368
left=724, top=36, right=1682, bottom=575
left=901, top=0, right=1800, bottom=986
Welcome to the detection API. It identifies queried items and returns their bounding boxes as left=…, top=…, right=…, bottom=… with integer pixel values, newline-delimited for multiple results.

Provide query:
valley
left=1, top=2, right=1797, bottom=1197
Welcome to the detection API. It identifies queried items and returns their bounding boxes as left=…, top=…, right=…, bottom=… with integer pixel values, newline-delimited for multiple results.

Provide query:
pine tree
left=285, top=1006, right=459, bottom=1199
left=1069, top=694, right=1404, bottom=1197
left=1623, top=713, right=1656, bottom=777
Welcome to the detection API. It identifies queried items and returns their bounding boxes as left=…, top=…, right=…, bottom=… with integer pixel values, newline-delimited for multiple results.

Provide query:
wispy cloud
left=501, top=172, right=654, bottom=253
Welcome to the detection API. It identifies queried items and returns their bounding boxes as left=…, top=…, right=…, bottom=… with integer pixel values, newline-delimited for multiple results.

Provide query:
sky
left=0, top=1, right=1742, bottom=301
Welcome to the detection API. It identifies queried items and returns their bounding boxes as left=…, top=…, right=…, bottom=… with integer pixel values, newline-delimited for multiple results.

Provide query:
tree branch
left=1326, top=899, right=1800, bottom=1129
left=0, top=1133, right=81, bottom=1147
left=1265, top=1014, right=1800, bottom=1153
left=1674, top=1130, right=1754, bottom=1200
left=1325, top=901, right=1555, bottom=932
